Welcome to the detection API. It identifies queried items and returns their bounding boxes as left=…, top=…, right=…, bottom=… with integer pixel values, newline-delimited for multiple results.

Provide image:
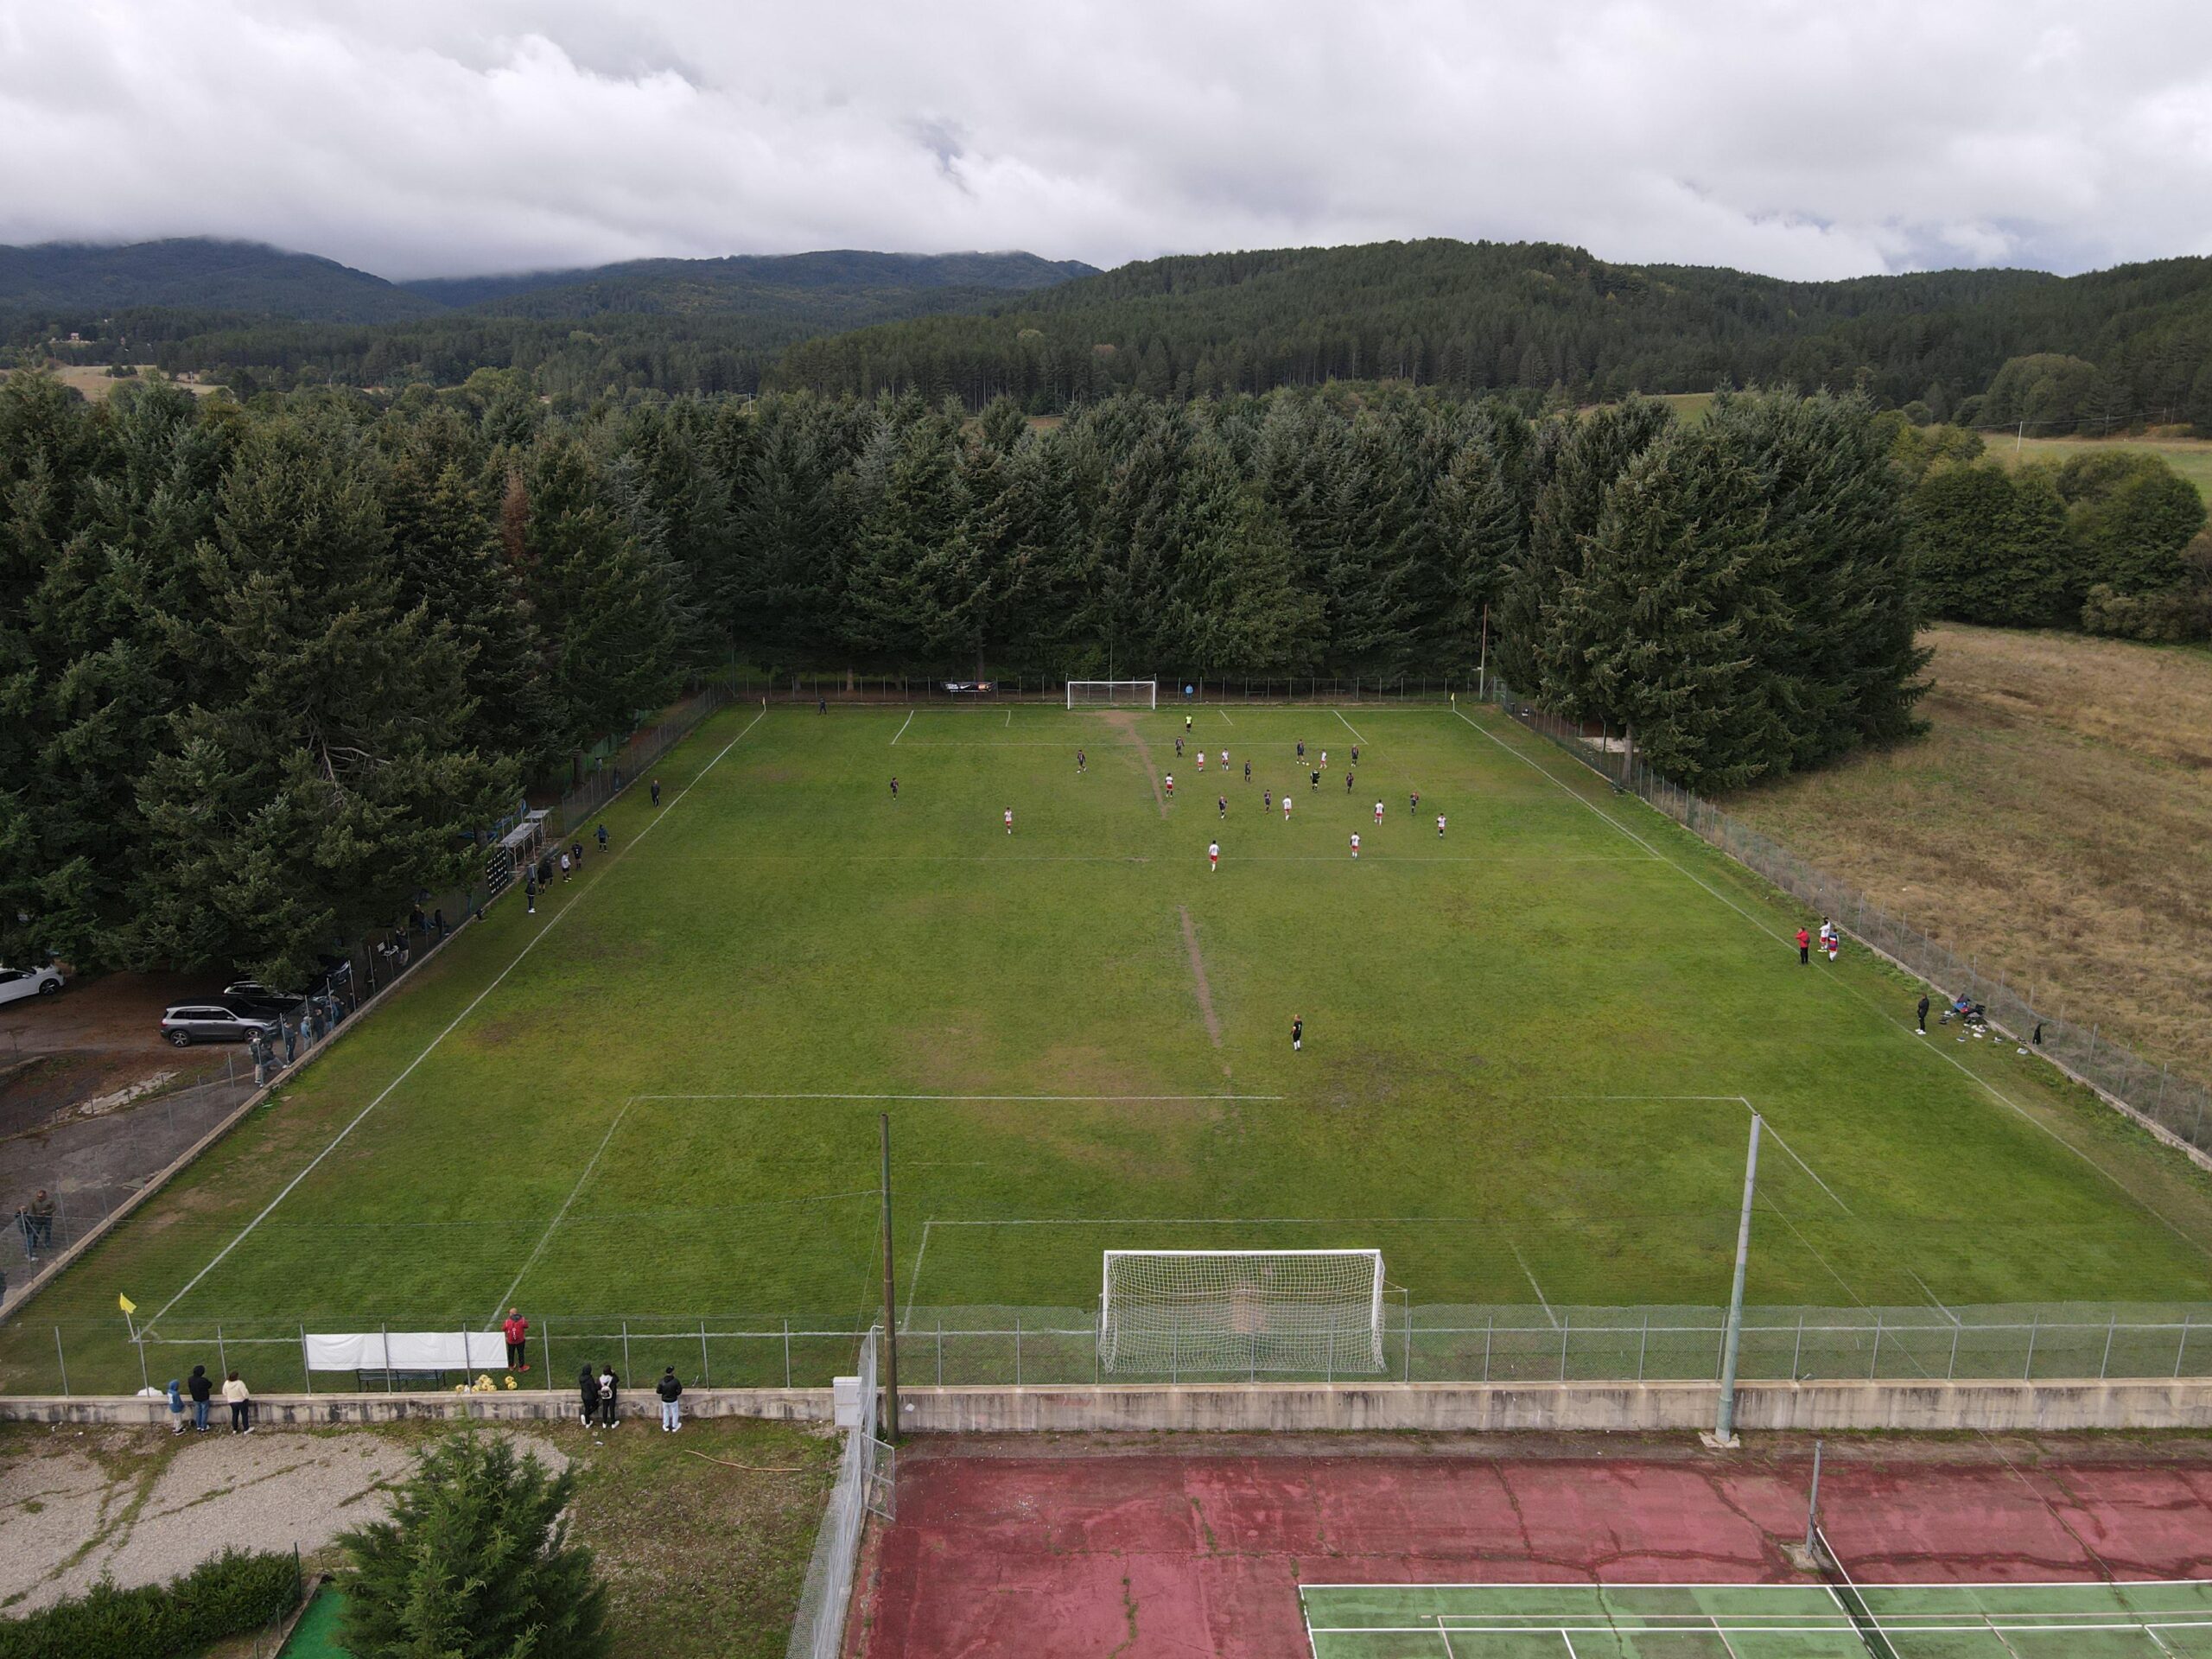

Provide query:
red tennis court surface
left=850, top=1433, right=2212, bottom=1657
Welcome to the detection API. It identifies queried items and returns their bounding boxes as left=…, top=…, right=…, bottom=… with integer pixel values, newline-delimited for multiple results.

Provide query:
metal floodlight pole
left=880, top=1113, right=900, bottom=1441
left=1804, top=1439, right=1824, bottom=1553
left=1714, top=1113, right=1763, bottom=1446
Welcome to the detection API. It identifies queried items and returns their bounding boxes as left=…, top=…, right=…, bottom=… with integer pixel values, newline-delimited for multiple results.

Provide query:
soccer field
left=9, top=700, right=2212, bottom=1393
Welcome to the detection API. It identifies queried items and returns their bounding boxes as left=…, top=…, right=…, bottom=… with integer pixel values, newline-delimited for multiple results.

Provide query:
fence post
left=1403, top=1297, right=1413, bottom=1382
left=782, top=1319, right=791, bottom=1389
left=2100, top=1315, right=2117, bottom=1381
left=1948, top=1321, right=1961, bottom=1380
left=1638, top=1312, right=1649, bottom=1381
left=302, top=1325, right=312, bottom=1396
left=2176, top=1315, right=2193, bottom=1379
left=621, top=1320, right=631, bottom=1390
left=54, top=1326, right=68, bottom=1397
left=217, top=1322, right=227, bottom=1380
left=1483, top=1316, right=1492, bottom=1383
left=1558, top=1313, right=1571, bottom=1381
left=541, top=1319, right=553, bottom=1389
left=699, top=1320, right=710, bottom=1389
left=1014, top=1315, right=1022, bottom=1387
left=1867, top=1314, right=1881, bottom=1380
left=382, top=1324, right=391, bottom=1392
left=1792, top=1315, right=1805, bottom=1379
left=2023, top=1314, right=2040, bottom=1381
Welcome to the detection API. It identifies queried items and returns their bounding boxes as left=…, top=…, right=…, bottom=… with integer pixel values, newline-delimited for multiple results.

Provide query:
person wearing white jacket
left=222, top=1371, right=254, bottom=1433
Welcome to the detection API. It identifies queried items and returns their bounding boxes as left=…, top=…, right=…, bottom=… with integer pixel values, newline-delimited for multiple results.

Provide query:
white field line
left=890, top=710, right=914, bottom=745
left=1509, top=1242, right=1558, bottom=1328
left=486, top=1096, right=637, bottom=1325
left=148, top=706, right=769, bottom=1327
left=1219, top=709, right=1235, bottom=726
left=1750, top=1108, right=1854, bottom=1217
left=629, top=1091, right=1283, bottom=1103
left=1452, top=707, right=2212, bottom=1261
left=1909, top=1269, right=1961, bottom=1325
left=1334, top=708, right=1368, bottom=746
left=920, top=1215, right=1499, bottom=1226
left=901, top=1217, right=933, bottom=1331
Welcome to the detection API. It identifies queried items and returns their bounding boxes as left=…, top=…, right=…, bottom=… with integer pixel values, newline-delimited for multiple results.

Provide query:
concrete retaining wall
left=13, top=1376, right=2212, bottom=1433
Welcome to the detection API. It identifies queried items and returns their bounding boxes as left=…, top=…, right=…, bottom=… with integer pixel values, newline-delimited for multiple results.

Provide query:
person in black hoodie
left=656, top=1367, right=683, bottom=1433
left=596, top=1364, right=619, bottom=1428
left=577, top=1364, right=601, bottom=1427
left=187, top=1363, right=213, bottom=1432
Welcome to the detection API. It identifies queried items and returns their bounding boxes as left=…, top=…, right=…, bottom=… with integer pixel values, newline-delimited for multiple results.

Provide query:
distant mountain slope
left=771, top=238, right=2212, bottom=423
left=0, top=238, right=442, bottom=323
left=404, top=250, right=1097, bottom=315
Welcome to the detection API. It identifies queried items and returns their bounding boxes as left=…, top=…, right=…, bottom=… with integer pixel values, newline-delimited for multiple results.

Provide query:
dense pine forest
left=10, top=238, right=2212, bottom=432
left=3, top=365, right=2203, bottom=981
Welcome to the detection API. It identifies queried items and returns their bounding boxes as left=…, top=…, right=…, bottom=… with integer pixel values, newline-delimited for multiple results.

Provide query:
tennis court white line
left=486, top=1096, right=637, bottom=1326
left=890, top=710, right=913, bottom=744
left=1510, top=1242, right=1559, bottom=1328
left=1453, top=707, right=2212, bottom=1262
left=628, top=1092, right=1285, bottom=1103
left=1334, top=708, right=1368, bottom=746
left=147, top=705, right=770, bottom=1327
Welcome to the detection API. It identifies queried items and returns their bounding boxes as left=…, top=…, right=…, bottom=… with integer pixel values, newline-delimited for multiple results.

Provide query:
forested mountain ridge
left=403, top=250, right=1099, bottom=315
left=772, top=239, right=2212, bottom=429
left=0, top=238, right=442, bottom=322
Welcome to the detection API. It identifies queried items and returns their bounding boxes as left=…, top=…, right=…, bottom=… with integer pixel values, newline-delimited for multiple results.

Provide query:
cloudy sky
left=4, top=0, right=2210, bottom=283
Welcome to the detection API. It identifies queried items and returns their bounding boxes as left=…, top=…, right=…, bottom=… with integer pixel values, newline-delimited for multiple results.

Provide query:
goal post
left=1098, top=1249, right=1386, bottom=1375
left=1066, top=679, right=1157, bottom=709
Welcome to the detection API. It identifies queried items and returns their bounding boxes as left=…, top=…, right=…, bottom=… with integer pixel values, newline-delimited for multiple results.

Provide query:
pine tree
left=339, top=1434, right=609, bottom=1659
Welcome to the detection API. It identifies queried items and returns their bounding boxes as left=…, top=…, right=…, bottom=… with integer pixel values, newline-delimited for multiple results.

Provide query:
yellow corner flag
left=118, top=1293, right=137, bottom=1316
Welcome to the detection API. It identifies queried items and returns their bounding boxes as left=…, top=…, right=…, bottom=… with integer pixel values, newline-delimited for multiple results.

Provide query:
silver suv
left=159, top=1004, right=281, bottom=1047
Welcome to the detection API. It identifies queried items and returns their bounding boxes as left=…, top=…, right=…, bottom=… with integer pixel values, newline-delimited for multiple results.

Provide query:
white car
left=0, top=963, right=65, bottom=1007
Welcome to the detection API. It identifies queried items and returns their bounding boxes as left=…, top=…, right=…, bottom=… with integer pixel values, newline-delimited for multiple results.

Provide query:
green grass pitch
left=9, top=700, right=2212, bottom=1393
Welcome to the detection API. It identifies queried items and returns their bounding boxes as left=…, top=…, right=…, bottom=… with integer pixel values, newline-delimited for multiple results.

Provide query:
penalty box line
left=484, top=1094, right=638, bottom=1330
left=1458, top=706, right=2212, bottom=1265
left=146, top=706, right=770, bottom=1331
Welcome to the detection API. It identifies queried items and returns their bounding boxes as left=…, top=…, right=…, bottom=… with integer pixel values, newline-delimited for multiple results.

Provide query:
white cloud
left=2, top=0, right=2209, bottom=280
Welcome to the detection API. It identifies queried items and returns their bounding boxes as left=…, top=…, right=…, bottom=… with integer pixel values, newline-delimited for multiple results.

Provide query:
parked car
left=219, top=979, right=307, bottom=1014
left=160, top=1004, right=281, bottom=1047
left=0, top=963, right=66, bottom=1007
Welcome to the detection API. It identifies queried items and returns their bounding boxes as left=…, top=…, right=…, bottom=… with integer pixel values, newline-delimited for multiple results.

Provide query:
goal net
left=1066, top=680, right=1157, bottom=709
left=1099, top=1249, right=1386, bottom=1374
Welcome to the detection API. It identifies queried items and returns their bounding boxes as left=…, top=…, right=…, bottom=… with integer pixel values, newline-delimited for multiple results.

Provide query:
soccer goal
left=1066, top=679, right=1157, bottom=709
left=1098, top=1249, right=1387, bottom=1374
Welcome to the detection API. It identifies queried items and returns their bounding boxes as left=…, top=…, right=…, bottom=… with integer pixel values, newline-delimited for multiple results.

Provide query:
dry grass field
left=46, top=363, right=218, bottom=401
left=1728, top=625, right=2212, bottom=1078
left=1995, top=429, right=2212, bottom=505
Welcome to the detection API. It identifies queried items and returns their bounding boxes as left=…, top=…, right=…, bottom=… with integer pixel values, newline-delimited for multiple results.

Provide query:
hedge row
left=0, top=1548, right=302, bottom=1659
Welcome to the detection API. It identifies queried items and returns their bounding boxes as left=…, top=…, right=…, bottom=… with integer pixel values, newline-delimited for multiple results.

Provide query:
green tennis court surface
left=1300, top=1580, right=2212, bottom=1656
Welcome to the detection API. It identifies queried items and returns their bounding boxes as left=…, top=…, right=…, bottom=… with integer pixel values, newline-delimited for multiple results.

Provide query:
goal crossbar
left=1099, top=1248, right=1385, bottom=1375
left=1066, top=679, right=1157, bottom=709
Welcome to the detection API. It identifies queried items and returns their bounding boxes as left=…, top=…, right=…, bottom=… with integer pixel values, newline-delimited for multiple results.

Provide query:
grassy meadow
left=6, top=696, right=2211, bottom=1393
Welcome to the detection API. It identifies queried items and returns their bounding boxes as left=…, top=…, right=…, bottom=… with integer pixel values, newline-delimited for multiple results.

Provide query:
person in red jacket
left=1795, top=926, right=1811, bottom=966
left=502, top=1306, right=531, bottom=1371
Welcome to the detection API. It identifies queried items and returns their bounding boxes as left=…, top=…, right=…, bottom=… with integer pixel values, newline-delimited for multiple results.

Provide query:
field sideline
left=6, top=700, right=2211, bottom=1393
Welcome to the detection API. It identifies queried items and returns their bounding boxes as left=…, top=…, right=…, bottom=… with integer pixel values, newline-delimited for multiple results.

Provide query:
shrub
left=0, top=1548, right=300, bottom=1659
left=339, top=1433, right=609, bottom=1659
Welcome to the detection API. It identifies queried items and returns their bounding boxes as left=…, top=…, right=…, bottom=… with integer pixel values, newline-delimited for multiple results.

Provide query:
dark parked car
left=160, top=1005, right=281, bottom=1047
left=219, top=980, right=308, bottom=1014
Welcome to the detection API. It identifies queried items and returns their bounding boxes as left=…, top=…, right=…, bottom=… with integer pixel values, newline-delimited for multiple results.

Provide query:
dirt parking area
left=0, top=972, right=226, bottom=1138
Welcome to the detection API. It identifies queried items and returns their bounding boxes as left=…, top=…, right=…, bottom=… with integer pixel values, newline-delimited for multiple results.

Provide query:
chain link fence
left=785, top=1325, right=881, bottom=1659
left=11, top=1302, right=2212, bottom=1399
left=552, top=677, right=743, bottom=834
left=1482, top=677, right=2212, bottom=1164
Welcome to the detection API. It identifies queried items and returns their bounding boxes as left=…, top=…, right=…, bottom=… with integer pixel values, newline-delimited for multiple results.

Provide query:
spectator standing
left=433, top=907, right=446, bottom=940
left=502, top=1307, right=531, bottom=1371
left=651, top=779, right=662, bottom=807
left=250, top=1031, right=270, bottom=1087
left=25, top=1189, right=54, bottom=1255
left=281, top=1016, right=298, bottom=1066
left=559, top=851, right=572, bottom=885
left=1916, top=995, right=1930, bottom=1033
left=223, top=1370, right=253, bottom=1433
left=166, top=1376, right=186, bottom=1434
left=596, top=823, right=608, bottom=854
left=656, top=1367, right=683, bottom=1433
left=188, top=1364, right=213, bottom=1431
left=596, top=1364, right=620, bottom=1428
left=1796, top=926, right=1811, bottom=966
left=578, top=1365, right=601, bottom=1427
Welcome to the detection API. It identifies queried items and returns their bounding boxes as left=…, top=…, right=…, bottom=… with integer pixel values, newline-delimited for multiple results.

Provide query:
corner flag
left=118, top=1293, right=137, bottom=1315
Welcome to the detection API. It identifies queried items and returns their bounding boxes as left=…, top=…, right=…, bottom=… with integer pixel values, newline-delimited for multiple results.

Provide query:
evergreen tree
left=1909, top=461, right=2075, bottom=626
left=339, top=1434, right=609, bottom=1659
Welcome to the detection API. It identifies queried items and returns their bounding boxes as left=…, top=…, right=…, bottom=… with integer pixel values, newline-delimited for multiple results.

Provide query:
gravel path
left=0, top=1425, right=564, bottom=1613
